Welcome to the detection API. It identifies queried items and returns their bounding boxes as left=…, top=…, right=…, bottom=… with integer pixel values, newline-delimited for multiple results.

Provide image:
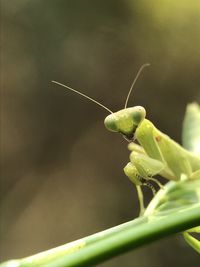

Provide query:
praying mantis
left=0, top=66, right=199, bottom=267
left=52, top=64, right=200, bottom=214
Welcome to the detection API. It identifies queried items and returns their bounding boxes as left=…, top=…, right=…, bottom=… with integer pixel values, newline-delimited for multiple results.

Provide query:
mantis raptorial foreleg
left=123, top=117, right=200, bottom=213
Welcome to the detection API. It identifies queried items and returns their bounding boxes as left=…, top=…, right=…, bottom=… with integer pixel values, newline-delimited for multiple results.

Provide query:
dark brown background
left=1, top=1, right=200, bottom=266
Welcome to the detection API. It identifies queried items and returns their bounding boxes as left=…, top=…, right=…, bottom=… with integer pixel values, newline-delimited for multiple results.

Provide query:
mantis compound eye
left=130, top=106, right=146, bottom=125
left=104, top=114, right=119, bottom=132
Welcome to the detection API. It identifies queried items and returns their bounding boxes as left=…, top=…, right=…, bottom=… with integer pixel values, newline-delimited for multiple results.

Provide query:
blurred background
left=1, top=0, right=200, bottom=266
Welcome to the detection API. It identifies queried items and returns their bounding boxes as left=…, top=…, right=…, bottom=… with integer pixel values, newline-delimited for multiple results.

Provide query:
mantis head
left=52, top=63, right=149, bottom=140
left=104, top=63, right=149, bottom=139
left=104, top=106, right=146, bottom=138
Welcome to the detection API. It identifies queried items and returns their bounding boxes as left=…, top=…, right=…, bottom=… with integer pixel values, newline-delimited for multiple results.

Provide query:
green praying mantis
left=52, top=64, right=200, bottom=215
left=0, top=66, right=199, bottom=267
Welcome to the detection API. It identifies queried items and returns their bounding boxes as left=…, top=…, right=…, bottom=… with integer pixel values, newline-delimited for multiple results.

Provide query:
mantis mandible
left=52, top=64, right=200, bottom=215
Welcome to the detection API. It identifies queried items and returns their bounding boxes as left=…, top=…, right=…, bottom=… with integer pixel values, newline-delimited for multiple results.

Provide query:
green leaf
left=182, top=102, right=200, bottom=154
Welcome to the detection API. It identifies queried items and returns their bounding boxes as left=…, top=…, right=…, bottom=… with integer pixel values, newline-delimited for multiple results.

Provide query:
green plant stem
left=0, top=216, right=146, bottom=267
left=1, top=204, right=200, bottom=267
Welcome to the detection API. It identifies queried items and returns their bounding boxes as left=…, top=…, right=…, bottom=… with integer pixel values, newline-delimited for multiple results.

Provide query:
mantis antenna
left=124, top=63, right=150, bottom=109
left=52, top=80, right=113, bottom=114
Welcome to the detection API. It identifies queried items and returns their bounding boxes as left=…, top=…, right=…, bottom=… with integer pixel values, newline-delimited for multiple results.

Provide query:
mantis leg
left=124, top=163, right=145, bottom=215
left=129, top=151, right=165, bottom=178
left=124, top=148, right=166, bottom=213
left=148, top=177, right=164, bottom=189
left=142, top=182, right=156, bottom=195
left=124, top=154, right=164, bottom=214
left=136, top=185, right=145, bottom=216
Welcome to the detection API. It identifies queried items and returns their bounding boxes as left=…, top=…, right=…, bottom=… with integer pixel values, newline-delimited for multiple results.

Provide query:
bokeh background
left=1, top=1, right=200, bottom=266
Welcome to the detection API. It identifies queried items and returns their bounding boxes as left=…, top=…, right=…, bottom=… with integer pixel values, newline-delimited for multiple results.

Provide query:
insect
left=52, top=64, right=200, bottom=215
